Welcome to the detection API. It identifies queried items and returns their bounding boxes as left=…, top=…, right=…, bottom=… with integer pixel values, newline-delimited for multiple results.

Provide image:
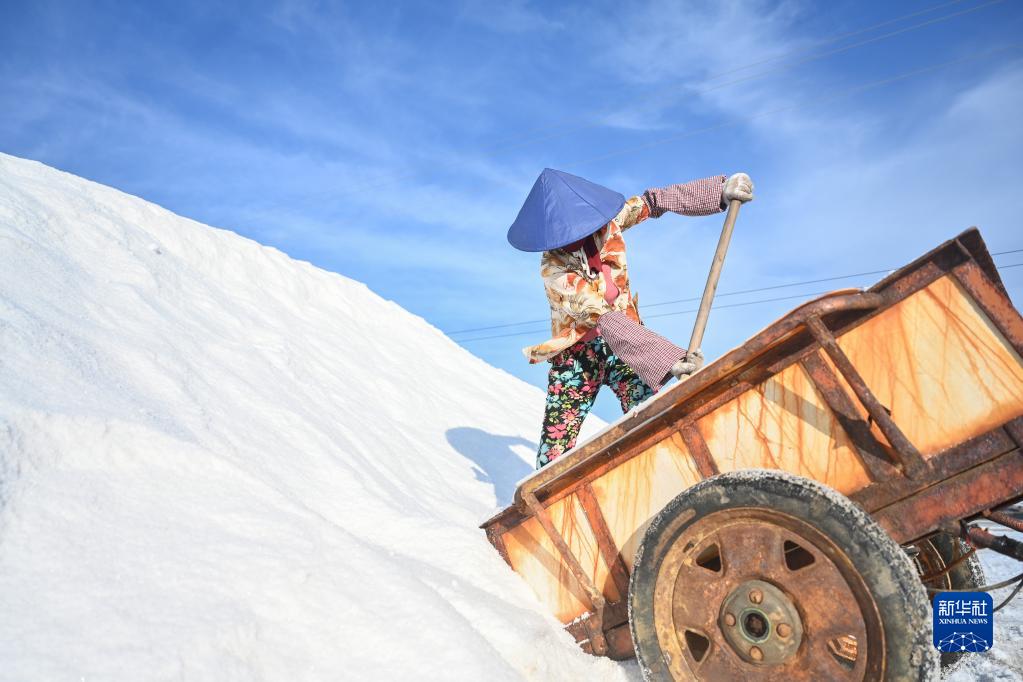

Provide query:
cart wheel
left=629, top=470, right=937, bottom=681
left=910, top=533, right=985, bottom=674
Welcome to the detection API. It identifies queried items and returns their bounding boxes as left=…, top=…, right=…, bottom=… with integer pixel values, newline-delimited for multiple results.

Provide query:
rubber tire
left=913, top=533, right=985, bottom=676
left=629, top=469, right=939, bottom=681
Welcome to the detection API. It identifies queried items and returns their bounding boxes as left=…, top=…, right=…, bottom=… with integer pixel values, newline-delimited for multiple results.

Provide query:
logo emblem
left=933, top=592, right=993, bottom=653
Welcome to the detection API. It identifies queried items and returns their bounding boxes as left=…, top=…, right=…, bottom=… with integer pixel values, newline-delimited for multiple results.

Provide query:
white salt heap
left=0, top=153, right=623, bottom=681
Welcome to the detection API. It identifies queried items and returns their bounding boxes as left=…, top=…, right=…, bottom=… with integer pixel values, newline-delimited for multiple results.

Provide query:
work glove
left=671, top=349, right=705, bottom=380
left=722, top=172, right=754, bottom=205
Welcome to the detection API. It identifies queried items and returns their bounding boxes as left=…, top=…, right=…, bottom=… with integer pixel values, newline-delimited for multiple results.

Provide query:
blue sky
left=3, top=0, right=1022, bottom=423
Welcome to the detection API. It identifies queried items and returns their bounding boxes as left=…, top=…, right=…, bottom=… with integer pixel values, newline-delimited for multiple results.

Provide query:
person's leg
left=536, top=339, right=605, bottom=468
left=604, top=344, right=656, bottom=413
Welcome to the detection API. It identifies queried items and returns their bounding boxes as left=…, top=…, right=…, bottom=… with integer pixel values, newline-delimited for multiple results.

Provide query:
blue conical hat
left=507, top=168, right=625, bottom=252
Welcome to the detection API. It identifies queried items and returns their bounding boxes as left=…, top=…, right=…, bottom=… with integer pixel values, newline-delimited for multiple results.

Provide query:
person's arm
left=642, top=175, right=728, bottom=219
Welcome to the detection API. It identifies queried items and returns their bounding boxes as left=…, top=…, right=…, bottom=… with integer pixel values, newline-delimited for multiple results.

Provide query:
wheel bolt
left=724, top=613, right=736, bottom=626
left=750, top=646, right=764, bottom=662
left=749, top=589, right=763, bottom=604
left=777, top=623, right=791, bottom=638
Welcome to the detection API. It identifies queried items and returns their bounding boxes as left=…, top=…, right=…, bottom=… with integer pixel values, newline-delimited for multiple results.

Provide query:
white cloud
left=600, top=0, right=807, bottom=83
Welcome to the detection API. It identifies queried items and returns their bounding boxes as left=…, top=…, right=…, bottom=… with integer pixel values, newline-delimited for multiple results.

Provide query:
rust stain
left=695, top=363, right=871, bottom=494
left=503, top=493, right=613, bottom=623
left=590, top=434, right=702, bottom=572
left=577, top=484, right=631, bottom=602
left=504, top=520, right=587, bottom=622
left=837, top=275, right=1023, bottom=456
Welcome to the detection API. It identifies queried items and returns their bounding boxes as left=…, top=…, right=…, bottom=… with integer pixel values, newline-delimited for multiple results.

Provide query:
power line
left=646, top=246, right=1023, bottom=307
left=452, top=258, right=1023, bottom=344
left=445, top=270, right=890, bottom=336
left=660, top=0, right=1007, bottom=98
left=642, top=269, right=893, bottom=309
left=686, top=0, right=973, bottom=84
left=446, top=248, right=1023, bottom=335
left=456, top=290, right=838, bottom=341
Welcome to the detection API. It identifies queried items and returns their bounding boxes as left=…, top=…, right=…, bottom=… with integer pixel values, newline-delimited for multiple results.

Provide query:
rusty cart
left=481, top=228, right=1023, bottom=680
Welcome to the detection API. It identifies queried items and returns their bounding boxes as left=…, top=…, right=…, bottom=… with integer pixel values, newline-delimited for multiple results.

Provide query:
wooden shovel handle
left=688, top=199, right=741, bottom=352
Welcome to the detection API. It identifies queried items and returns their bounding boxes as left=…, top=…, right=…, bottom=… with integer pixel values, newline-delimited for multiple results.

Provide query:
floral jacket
left=523, top=176, right=726, bottom=363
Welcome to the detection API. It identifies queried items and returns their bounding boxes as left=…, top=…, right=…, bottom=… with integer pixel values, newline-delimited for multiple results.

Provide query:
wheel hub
left=653, top=510, right=875, bottom=679
left=719, top=579, right=803, bottom=665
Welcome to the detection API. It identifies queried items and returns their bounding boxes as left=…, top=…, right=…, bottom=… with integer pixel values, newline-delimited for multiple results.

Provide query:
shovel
left=679, top=198, right=743, bottom=379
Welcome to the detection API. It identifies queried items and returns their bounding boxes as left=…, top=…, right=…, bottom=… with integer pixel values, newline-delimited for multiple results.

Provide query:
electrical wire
left=446, top=249, right=1023, bottom=336
left=995, top=575, right=1023, bottom=612
left=925, top=570, right=1023, bottom=594
left=453, top=260, right=1023, bottom=343
left=652, top=1, right=1008, bottom=99
left=675, top=0, right=973, bottom=85
left=447, top=270, right=893, bottom=335
left=456, top=289, right=836, bottom=343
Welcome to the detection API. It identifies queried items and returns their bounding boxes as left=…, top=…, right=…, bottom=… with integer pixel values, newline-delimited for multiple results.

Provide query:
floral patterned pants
left=536, top=336, right=655, bottom=469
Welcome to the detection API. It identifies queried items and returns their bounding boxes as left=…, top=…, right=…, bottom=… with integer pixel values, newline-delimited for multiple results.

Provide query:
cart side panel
left=695, top=361, right=872, bottom=494
left=837, top=275, right=1023, bottom=456
left=502, top=492, right=619, bottom=623
left=589, top=433, right=703, bottom=572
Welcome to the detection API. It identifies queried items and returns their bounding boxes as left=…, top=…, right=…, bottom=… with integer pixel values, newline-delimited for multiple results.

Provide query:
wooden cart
left=481, top=228, right=1023, bottom=681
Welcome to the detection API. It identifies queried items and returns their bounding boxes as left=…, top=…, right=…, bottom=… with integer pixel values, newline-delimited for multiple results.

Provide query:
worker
left=507, top=169, right=754, bottom=468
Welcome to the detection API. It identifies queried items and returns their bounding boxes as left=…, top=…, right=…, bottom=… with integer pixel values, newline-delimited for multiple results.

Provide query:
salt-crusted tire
left=910, top=533, right=986, bottom=676
left=629, top=470, right=938, bottom=681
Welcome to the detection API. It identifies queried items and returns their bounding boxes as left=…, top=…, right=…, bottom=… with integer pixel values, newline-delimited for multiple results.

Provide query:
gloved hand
left=671, top=349, right=705, bottom=380
left=722, top=172, right=754, bottom=205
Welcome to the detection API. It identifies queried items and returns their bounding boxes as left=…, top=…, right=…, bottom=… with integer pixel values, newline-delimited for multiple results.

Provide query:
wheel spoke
left=776, top=544, right=870, bottom=679
left=716, top=523, right=785, bottom=580
left=798, top=633, right=866, bottom=680
left=913, top=539, right=953, bottom=591
left=790, top=557, right=867, bottom=642
left=694, top=638, right=742, bottom=680
left=670, top=557, right=731, bottom=631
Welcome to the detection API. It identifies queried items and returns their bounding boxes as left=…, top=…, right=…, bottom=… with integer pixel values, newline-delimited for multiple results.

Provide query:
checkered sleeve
left=642, top=175, right=727, bottom=218
left=597, top=311, right=687, bottom=392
